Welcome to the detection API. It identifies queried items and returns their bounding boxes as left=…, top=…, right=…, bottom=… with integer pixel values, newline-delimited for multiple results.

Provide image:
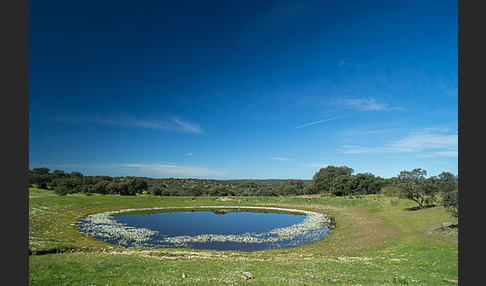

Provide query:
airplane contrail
left=293, top=116, right=342, bottom=129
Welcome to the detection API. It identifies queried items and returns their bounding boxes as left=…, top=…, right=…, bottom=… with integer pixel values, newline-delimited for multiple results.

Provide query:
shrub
left=397, top=168, right=437, bottom=208
left=54, top=185, right=69, bottom=196
left=381, top=186, right=399, bottom=196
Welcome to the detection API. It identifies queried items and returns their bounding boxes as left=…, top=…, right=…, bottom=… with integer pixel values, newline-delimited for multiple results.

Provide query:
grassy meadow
left=29, top=188, right=458, bottom=285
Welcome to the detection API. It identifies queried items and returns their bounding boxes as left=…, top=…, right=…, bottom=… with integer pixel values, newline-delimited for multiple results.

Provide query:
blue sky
left=29, top=0, right=458, bottom=179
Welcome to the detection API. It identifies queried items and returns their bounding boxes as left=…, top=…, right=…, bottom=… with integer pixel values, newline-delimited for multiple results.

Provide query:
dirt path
left=253, top=203, right=399, bottom=257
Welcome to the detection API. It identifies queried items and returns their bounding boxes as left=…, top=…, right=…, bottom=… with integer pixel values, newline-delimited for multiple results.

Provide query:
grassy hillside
left=29, top=188, right=458, bottom=285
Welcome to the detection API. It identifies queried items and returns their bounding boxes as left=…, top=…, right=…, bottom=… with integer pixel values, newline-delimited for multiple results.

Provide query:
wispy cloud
left=93, top=117, right=202, bottom=133
left=300, top=162, right=328, bottom=168
left=339, top=130, right=458, bottom=157
left=28, top=162, right=228, bottom=178
left=336, top=98, right=404, bottom=111
left=293, top=116, right=342, bottom=129
left=272, top=157, right=291, bottom=161
left=38, top=113, right=203, bottom=133
left=340, top=128, right=399, bottom=137
left=171, top=118, right=203, bottom=133
left=121, top=163, right=228, bottom=177
left=271, top=157, right=332, bottom=169
left=417, top=150, right=458, bottom=158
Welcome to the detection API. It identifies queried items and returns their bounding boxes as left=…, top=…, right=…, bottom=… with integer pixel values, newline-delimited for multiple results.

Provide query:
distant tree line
left=309, top=166, right=458, bottom=218
left=29, top=167, right=148, bottom=196
left=395, top=168, right=458, bottom=218
left=29, top=165, right=457, bottom=218
left=28, top=168, right=306, bottom=197
left=307, top=166, right=385, bottom=196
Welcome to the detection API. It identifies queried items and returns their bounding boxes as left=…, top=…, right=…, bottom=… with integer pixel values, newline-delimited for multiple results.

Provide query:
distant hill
left=225, top=179, right=313, bottom=187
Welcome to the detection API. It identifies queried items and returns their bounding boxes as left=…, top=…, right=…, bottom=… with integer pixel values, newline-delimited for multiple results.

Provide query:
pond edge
left=77, top=206, right=336, bottom=250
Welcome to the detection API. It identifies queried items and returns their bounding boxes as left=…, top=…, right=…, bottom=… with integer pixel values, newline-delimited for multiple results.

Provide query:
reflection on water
left=115, top=211, right=305, bottom=236
left=77, top=206, right=334, bottom=252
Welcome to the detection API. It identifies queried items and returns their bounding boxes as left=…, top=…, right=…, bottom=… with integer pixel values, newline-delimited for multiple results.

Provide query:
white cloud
left=340, top=128, right=398, bottom=137
left=43, top=113, right=203, bottom=133
left=121, top=163, right=228, bottom=177
left=29, top=162, right=228, bottom=178
left=272, top=157, right=291, bottom=161
left=339, top=130, right=458, bottom=157
left=99, top=117, right=202, bottom=133
left=418, top=150, right=458, bottom=158
left=99, top=117, right=172, bottom=130
left=171, top=118, right=203, bottom=133
left=336, top=98, right=403, bottom=111
left=339, top=145, right=379, bottom=154
left=300, top=162, right=328, bottom=168
left=385, top=131, right=457, bottom=153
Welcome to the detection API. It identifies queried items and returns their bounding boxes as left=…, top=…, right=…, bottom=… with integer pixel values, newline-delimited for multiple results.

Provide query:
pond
left=77, top=206, right=335, bottom=252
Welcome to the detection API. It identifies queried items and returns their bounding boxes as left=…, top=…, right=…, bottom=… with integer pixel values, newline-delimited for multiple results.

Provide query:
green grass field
left=29, top=188, right=458, bottom=285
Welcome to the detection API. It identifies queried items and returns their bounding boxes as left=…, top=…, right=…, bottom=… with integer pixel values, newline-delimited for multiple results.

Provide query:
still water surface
left=115, top=211, right=305, bottom=236
left=77, top=207, right=333, bottom=252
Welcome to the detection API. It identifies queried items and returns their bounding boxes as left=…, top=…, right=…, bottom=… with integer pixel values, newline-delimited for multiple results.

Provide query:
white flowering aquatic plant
left=77, top=206, right=335, bottom=251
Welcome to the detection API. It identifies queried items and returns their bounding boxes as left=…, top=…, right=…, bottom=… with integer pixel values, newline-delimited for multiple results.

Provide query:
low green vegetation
left=29, top=166, right=458, bottom=219
left=29, top=186, right=458, bottom=285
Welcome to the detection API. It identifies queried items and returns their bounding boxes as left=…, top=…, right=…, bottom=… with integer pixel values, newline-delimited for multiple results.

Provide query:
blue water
left=78, top=209, right=333, bottom=251
left=114, top=211, right=306, bottom=236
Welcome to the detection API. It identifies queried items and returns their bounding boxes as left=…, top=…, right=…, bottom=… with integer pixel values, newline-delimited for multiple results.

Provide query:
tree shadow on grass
left=403, top=205, right=437, bottom=211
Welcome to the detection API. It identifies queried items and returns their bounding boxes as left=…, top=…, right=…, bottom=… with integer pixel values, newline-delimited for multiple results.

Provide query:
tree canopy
left=28, top=166, right=458, bottom=219
left=396, top=168, right=436, bottom=208
left=310, top=166, right=354, bottom=194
